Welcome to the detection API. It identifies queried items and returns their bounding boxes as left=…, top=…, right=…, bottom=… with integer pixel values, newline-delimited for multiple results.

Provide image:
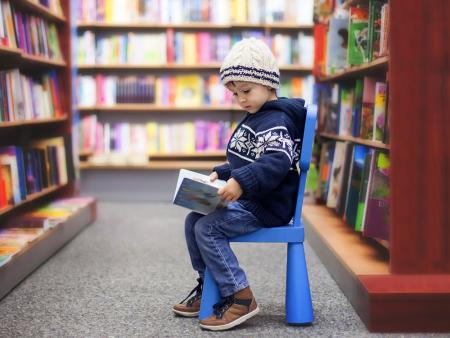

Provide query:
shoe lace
left=180, top=277, right=203, bottom=306
left=213, top=295, right=234, bottom=319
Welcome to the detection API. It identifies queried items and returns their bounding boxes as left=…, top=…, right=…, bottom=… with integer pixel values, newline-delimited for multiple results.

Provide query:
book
left=363, top=151, right=390, bottom=241
left=173, top=169, right=228, bottom=215
left=344, top=145, right=368, bottom=227
left=347, top=6, right=369, bottom=65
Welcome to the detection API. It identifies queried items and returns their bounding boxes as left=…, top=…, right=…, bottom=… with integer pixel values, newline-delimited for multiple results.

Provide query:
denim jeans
left=184, top=201, right=263, bottom=297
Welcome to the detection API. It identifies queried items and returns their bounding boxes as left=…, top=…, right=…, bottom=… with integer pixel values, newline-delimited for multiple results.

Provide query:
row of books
left=0, top=196, right=94, bottom=268
left=0, top=137, right=73, bottom=209
left=315, top=76, right=389, bottom=143
left=76, top=74, right=313, bottom=107
left=13, top=9, right=62, bottom=60
left=79, top=115, right=234, bottom=156
left=0, top=69, right=62, bottom=122
left=317, top=140, right=390, bottom=242
left=0, top=0, right=62, bottom=60
left=76, top=0, right=313, bottom=25
left=314, top=0, right=389, bottom=76
left=77, top=30, right=314, bottom=67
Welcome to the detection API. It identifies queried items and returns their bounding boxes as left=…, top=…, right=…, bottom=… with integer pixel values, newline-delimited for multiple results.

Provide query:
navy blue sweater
left=214, top=98, right=306, bottom=227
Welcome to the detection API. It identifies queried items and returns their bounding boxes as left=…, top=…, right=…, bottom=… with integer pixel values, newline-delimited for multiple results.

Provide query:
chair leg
left=199, top=268, right=221, bottom=320
left=286, top=242, right=314, bottom=325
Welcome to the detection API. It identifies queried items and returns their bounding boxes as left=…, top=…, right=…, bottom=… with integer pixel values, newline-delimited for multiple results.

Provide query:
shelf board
left=14, top=0, right=66, bottom=23
left=20, top=53, right=66, bottom=67
left=76, top=22, right=314, bottom=30
left=76, top=104, right=242, bottom=112
left=0, top=45, right=22, bottom=56
left=0, top=116, right=68, bottom=128
left=0, top=198, right=96, bottom=300
left=79, top=160, right=223, bottom=170
left=0, top=184, right=68, bottom=217
left=317, top=56, right=389, bottom=82
left=78, top=151, right=225, bottom=159
left=319, top=132, right=390, bottom=150
left=76, top=63, right=312, bottom=72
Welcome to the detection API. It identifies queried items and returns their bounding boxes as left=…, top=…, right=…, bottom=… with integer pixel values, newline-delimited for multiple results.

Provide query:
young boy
left=172, top=38, right=307, bottom=331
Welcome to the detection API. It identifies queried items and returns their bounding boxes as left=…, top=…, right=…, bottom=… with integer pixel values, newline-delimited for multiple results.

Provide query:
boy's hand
left=218, top=178, right=243, bottom=202
left=209, top=171, right=218, bottom=182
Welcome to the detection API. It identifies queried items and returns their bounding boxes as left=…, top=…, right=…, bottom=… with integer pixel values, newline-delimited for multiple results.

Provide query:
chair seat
left=231, top=225, right=304, bottom=243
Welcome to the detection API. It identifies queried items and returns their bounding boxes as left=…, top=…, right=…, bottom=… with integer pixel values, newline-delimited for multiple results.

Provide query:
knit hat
left=220, top=38, right=280, bottom=89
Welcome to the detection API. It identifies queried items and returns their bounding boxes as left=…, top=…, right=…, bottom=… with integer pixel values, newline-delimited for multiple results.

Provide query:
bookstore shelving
left=73, top=0, right=315, bottom=171
left=304, top=0, right=450, bottom=332
left=0, top=0, right=96, bottom=299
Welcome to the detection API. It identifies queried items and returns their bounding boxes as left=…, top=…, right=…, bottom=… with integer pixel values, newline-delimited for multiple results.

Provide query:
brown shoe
left=199, top=287, right=259, bottom=331
left=172, top=278, right=203, bottom=317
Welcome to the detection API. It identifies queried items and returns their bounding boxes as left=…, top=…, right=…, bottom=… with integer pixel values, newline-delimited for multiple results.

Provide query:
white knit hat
left=220, top=38, right=280, bottom=89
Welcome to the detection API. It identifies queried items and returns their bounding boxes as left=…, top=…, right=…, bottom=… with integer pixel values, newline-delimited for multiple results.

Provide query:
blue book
left=173, top=169, right=228, bottom=215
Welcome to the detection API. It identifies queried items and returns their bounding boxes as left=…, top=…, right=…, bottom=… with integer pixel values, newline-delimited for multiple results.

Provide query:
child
left=172, top=38, right=307, bottom=331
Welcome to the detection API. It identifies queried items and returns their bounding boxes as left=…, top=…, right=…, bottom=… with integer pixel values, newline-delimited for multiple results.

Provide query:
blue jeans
left=184, top=201, right=263, bottom=297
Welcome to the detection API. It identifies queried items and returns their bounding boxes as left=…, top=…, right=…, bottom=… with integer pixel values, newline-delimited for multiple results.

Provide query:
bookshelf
left=304, top=0, right=450, bottom=332
left=73, top=0, right=315, bottom=172
left=0, top=0, right=96, bottom=299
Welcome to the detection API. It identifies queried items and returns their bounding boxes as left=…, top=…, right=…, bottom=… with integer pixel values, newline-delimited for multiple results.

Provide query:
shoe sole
left=199, top=306, right=260, bottom=331
left=172, top=308, right=199, bottom=317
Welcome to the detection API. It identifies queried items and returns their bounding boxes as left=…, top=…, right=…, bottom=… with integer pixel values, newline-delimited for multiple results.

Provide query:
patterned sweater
left=214, top=97, right=306, bottom=227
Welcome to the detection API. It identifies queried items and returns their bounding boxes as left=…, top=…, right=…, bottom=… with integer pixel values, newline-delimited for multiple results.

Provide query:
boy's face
left=226, top=81, right=277, bottom=114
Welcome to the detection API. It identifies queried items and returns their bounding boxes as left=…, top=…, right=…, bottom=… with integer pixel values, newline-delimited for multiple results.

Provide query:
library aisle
left=0, top=200, right=444, bottom=337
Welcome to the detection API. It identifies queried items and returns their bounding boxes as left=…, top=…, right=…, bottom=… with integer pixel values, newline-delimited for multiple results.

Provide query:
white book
left=173, top=169, right=228, bottom=215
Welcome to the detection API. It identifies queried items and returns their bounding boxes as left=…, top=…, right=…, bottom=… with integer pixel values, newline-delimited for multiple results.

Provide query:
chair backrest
left=292, top=104, right=317, bottom=228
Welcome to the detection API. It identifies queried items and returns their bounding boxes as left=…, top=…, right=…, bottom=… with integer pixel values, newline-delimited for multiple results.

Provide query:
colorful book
left=173, top=169, right=228, bottom=215
left=355, top=148, right=374, bottom=232
left=326, top=17, right=349, bottom=74
left=347, top=6, right=369, bottom=65
left=360, top=76, right=376, bottom=139
left=326, top=141, right=347, bottom=208
left=344, top=145, right=368, bottom=227
left=373, top=81, right=387, bottom=141
left=363, top=151, right=390, bottom=240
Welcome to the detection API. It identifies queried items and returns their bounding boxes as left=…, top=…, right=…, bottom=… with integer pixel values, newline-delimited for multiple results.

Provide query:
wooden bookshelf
left=319, top=132, right=390, bottom=150
left=76, top=104, right=242, bottom=112
left=309, top=0, right=450, bottom=332
left=0, top=0, right=96, bottom=300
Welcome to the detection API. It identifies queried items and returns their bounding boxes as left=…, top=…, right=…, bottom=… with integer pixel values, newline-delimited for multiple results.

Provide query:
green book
left=355, top=149, right=374, bottom=232
left=347, top=6, right=369, bottom=65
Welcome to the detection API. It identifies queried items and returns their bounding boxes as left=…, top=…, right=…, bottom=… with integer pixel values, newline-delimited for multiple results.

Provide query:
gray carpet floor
left=0, top=201, right=446, bottom=337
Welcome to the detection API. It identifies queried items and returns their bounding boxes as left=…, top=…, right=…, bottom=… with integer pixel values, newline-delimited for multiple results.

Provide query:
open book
left=173, top=169, right=228, bottom=215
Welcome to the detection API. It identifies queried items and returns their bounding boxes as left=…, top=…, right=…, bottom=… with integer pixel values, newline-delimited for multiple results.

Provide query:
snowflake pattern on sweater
left=228, top=124, right=300, bottom=167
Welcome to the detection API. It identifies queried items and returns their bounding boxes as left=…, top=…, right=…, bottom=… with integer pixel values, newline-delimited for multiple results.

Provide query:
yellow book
left=146, top=122, right=159, bottom=154
left=231, top=0, right=247, bottom=23
left=182, top=33, right=197, bottom=64
left=175, top=75, right=202, bottom=106
left=184, top=122, right=196, bottom=153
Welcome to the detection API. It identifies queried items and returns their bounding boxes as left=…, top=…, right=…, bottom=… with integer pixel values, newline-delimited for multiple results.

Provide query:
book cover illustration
left=347, top=6, right=369, bottom=65
left=363, top=151, right=390, bottom=241
left=173, top=169, right=228, bottom=215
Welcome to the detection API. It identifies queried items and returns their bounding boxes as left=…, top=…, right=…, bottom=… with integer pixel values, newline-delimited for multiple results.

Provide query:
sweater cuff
left=213, top=163, right=231, bottom=181
left=231, top=166, right=258, bottom=195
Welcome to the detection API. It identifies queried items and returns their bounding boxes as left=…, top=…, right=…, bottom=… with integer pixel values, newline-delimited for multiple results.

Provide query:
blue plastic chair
left=199, top=105, right=317, bottom=325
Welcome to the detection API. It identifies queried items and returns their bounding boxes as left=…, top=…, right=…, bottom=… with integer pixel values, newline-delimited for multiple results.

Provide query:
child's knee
left=185, top=212, right=201, bottom=234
